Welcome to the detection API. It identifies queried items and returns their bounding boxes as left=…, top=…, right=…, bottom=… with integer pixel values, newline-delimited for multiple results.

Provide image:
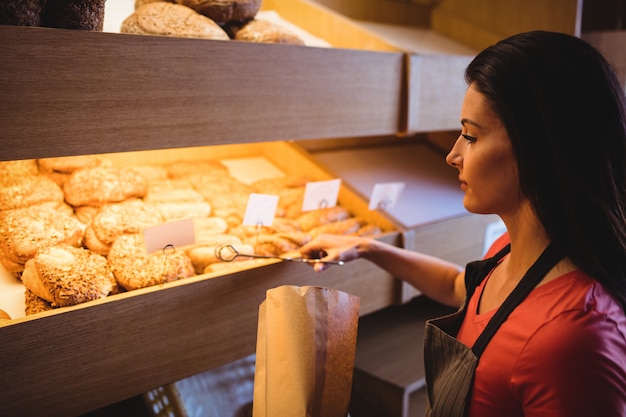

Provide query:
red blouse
left=457, top=233, right=626, bottom=417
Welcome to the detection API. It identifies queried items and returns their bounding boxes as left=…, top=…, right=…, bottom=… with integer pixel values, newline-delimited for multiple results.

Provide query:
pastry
left=250, top=231, right=312, bottom=257
left=63, top=166, right=148, bottom=207
left=295, top=206, right=350, bottom=231
left=0, top=202, right=84, bottom=273
left=24, top=289, right=54, bottom=315
left=174, top=0, right=261, bottom=24
left=193, top=217, right=229, bottom=241
left=84, top=199, right=164, bottom=255
left=232, top=19, right=304, bottom=45
left=121, top=2, right=230, bottom=40
left=42, top=0, right=107, bottom=30
left=308, top=217, right=366, bottom=238
left=186, top=242, right=253, bottom=273
left=0, top=159, right=39, bottom=187
left=39, top=155, right=112, bottom=185
left=127, top=165, right=169, bottom=182
left=149, top=201, right=212, bottom=222
left=21, top=245, right=118, bottom=307
left=38, top=154, right=111, bottom=175
left=108, top=233, right=195, bottom=290
left=0, top=175, right=64, bottom=211
left=0, top=0, right=45, bottom=26
left=166, top=160, right=229, bottom=178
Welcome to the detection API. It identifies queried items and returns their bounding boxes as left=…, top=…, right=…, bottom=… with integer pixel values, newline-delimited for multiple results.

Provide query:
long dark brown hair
left=465, top=31, right=626, bottom=311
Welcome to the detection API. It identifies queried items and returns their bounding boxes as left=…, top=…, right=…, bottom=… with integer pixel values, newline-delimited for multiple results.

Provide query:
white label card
left=369, top=182, right=405, bottom=210
left=301, top=179, right=341, bottom=212
left=243, top=193, right=279, bottom=226
left=143, top=218, right=196, bottom=254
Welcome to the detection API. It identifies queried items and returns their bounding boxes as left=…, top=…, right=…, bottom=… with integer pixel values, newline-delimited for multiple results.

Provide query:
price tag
left=243, top=193, right=279, bottom=226
left=369, top=182, right=405, bottom=210
left=301, top=179, right=341, bottom=212
left=143, top=218, right=196, bottom=254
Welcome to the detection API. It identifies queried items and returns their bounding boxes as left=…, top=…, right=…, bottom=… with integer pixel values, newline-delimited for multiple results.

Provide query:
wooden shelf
left=0, top=25, right=405, bottom=161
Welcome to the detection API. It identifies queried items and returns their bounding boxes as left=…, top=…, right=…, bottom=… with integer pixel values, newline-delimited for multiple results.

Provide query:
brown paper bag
left=252, top=285, right=360, bottom=417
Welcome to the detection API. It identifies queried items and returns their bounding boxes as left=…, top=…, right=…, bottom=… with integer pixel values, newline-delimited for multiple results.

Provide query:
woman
left=300, top=31, right=626, bottom=416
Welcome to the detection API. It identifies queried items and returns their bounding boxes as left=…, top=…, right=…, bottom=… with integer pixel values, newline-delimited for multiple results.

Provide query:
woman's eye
left=461, top=133, right=477, bottom=142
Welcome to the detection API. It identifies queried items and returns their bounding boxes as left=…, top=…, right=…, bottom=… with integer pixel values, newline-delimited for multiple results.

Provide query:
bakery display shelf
left=0, top=141, right=403, bottom=417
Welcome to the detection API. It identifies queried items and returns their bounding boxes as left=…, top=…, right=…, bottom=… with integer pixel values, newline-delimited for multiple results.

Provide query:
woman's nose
left=446, top=137, right=463, bottom=168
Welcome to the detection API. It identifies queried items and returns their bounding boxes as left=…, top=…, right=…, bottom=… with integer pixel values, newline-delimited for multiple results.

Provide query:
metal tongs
left=215, top=243, right=344, bottom=266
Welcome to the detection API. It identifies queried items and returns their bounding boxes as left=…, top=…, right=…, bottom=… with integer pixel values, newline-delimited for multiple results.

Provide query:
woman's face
left=446, top=84, right=522, bottom=216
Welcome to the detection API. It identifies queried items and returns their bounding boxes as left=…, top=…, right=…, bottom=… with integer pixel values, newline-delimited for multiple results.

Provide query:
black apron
left=423, top=242, right=564, bottom=417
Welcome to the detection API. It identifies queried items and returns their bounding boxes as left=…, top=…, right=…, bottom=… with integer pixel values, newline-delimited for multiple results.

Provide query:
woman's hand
left=299, top=234, right=369, bottom=272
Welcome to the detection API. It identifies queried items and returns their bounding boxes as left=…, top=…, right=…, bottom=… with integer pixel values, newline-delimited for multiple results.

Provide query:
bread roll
left=0, top=159, right=39, bottom=187
left=308, top=217, right=366, bottom=238
left=250, top=231, right=312, bottom=257
left=42, top=0, right=106, bottom=30
left=174, top=0, right=261, bottom=24
left=0, top=202, right=84, bottom=273
left=296, top=206, right=350, bottom=232
left=0, top=175, right=64, bottom=211
left=84, top=199, right=164, bottom=255
left=233, top=19, right=304, bottom=45
left=21, top=245, right=117, bottom=307
left=108, top=233, right=195, bottom=290
left=63, top=166, right=148, bottom=207
left=166, top=160, right=229, bottom=178
left=186, top=242, right=253, bottom=273
left=193, top=217, right=229, bottom=241
left=25, top=289, right=54, bottom=316
left=0, top=0, right=45, bottom=26
left=38, top=155, right=111, bottom=175
left=150, top=202, right=212, bottom=222
left=121, top=2, right=230, bottom=40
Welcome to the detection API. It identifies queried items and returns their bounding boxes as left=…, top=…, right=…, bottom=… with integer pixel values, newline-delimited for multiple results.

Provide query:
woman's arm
left=299, top=234, right=466, bottom=307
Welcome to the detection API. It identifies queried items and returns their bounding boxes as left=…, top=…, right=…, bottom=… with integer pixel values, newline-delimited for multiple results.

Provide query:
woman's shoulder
left=521, top=273, right=626, bottom=357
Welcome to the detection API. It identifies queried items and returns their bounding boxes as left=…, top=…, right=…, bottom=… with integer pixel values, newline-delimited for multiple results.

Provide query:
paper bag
left=252, top=285, right=360, bottom=417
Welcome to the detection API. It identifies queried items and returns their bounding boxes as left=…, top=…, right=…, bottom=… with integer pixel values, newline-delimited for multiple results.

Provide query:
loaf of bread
left=232, top=19, right=305, bottom=45
left=121, top=2, right=230, bottom=40
left=108, top=233, right=195, bottom=290
left=174, top=0, right=261, bottom=24
left=21, top=245, right=118, bottom=307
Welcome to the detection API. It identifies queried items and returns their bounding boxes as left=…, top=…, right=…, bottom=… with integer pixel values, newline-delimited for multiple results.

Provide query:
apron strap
left=471, top=242, right=564, bottom=357
left=464, top=243, right=511, bottom=302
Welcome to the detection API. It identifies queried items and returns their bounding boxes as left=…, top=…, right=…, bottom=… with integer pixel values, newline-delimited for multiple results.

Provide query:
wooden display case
left=0, top=19, right=413, bottom=415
